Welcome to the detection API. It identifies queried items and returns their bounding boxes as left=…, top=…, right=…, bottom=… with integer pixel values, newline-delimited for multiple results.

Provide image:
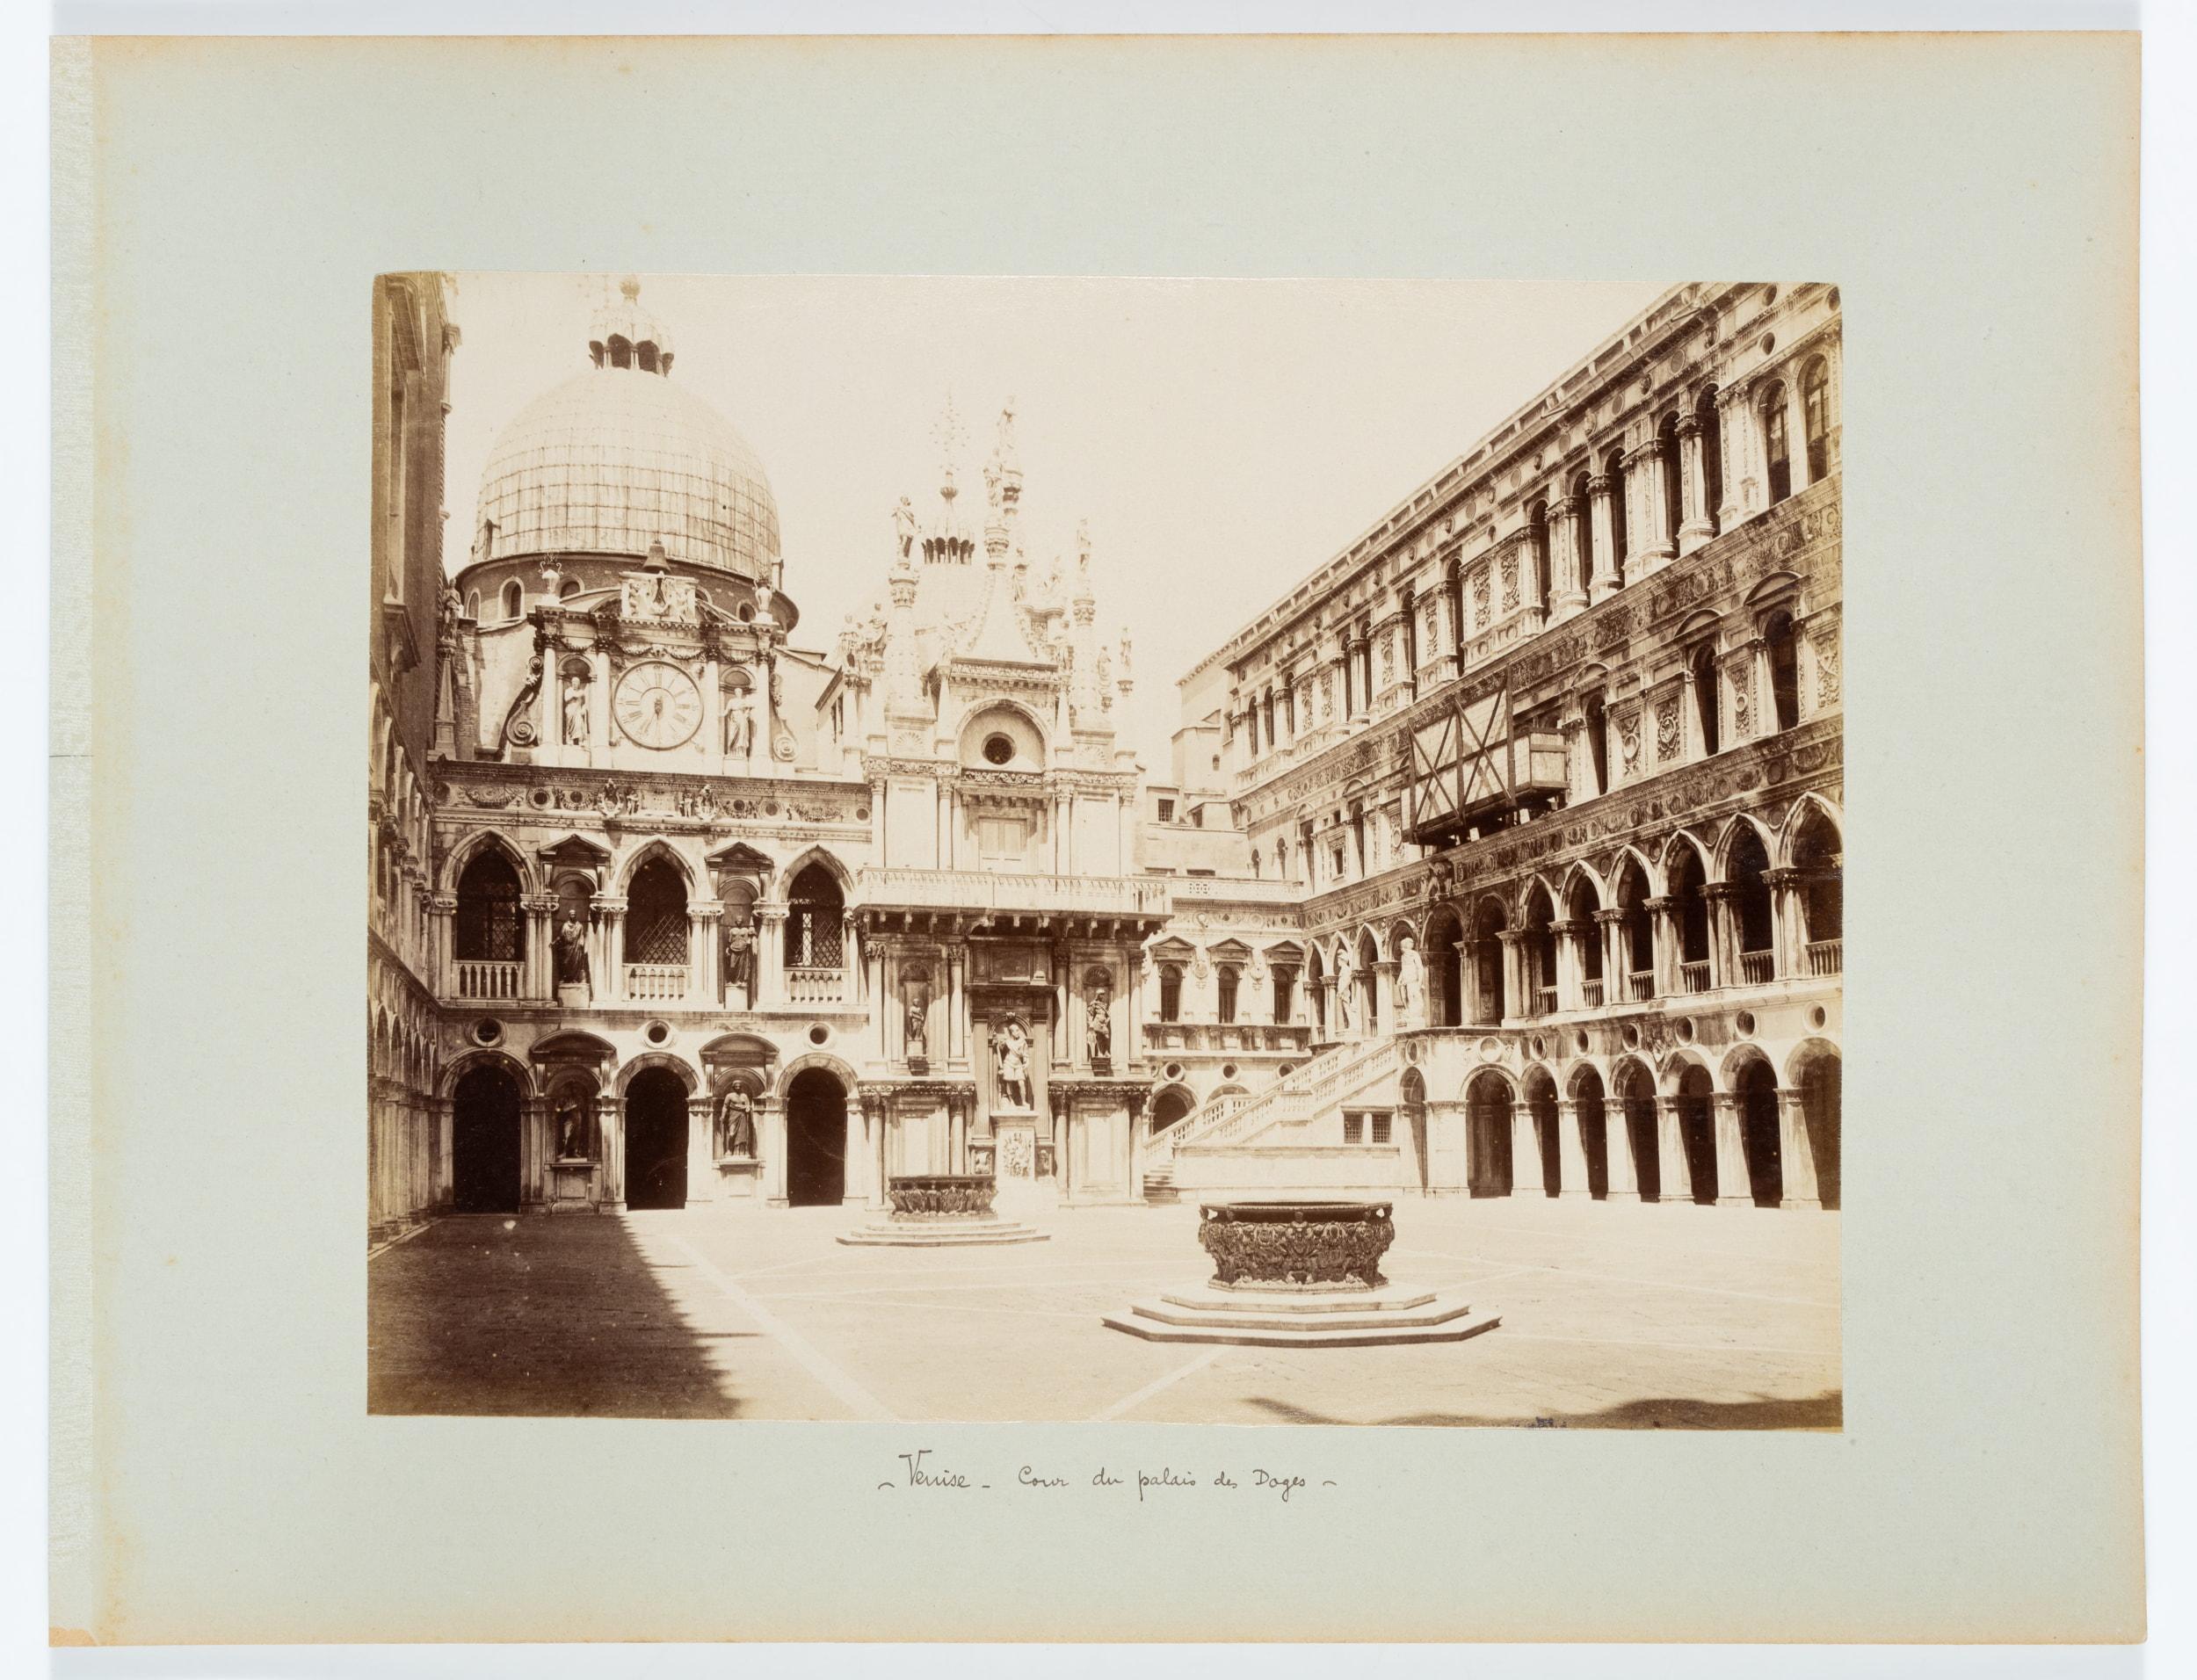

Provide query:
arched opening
left=1466, top=1072, right=1513, bottom=1197
left=1572, top=1065, right=1611, bottom=1198
left=1737, top=1058, right=1785, bottom=1207
left=499, top=578, right=524, bottom=621
left=1215, top=963, right=1241, bottom=1025
left=1613, top=1060, right=1660, bottom=1201
left=1675, top=1062, right=1717, bottom=1205
left=1730, top=823, right=1776, bottom=982
left=1670, top=843, right=1713, bottom=993
left=1697, top=386, right=1724, bottom=531
left=1527, top=500, right=1551, bottom=612
left=1691, top=642, right=1721, bottom=757
left=1304, top=946, right=1326, bottom=1038
left=1614, top=859, right=1654, bottom=1002
left=1149, top=1087, right=1194, bottom=1138
left=1521, top=886, right=1558, bottom=1017
left=1761, top=382, right=1793, bottom=505
left=1399, top=1068, right=1430, bottom=1190
left=785, top=863, right=845, bottom=974
left=558, top=576, right=583, bottom=602
left=1800, top=1050, right=1843, bottom=1210
left=624, top=858, right=690, bottom=996
left=786, top=1068, right=847, bottom=1207
left=1523, top=1068, right=1562, bottom=1197
left=1802, top=357, right=1833, bottom=483
left=624, top=1067, right=690, bottom=1210
left=1792, top=806, right=1844, bottom=975
left=1425, top=905, right=1466, bottom=1027
left=1657, top=415, right=1685, bottom=547
left=451, top=1062, right=522, bottom=1213
left=1766, top=609, right=1802, bottom=732
left=1566, top=873, right=1605, bottom=1005
left=453, top=849, right=524, bottom=1000
left=1355, top=930, right=1381, bottom=1034
left=1158, top=962, right=1184, bottom=1023
left=1570, top=470, right=1594, bottom=593
left=1605, top=447, right=1630, bottom=575
left=1469, top=898, right=1508, bottom=1025
left=607, top=334, right=631, bottom=369
left=1584, top=692, right=1610, bottom=796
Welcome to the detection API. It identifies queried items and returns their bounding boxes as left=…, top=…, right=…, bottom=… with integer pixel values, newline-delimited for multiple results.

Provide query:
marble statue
left=1396, top=935, right=1426, bottom=1031
left=1333, top=941, right=1357, bottom=1032
left=554, top=1093, right=591, bottom=1159
left=721, top=916, right=754, bottom=995
left=1086, top=987, right=1113, bottom=1061
left=724, top=689, right=754, bottom=757
left=553, top=913, right=590, bottom=988
left=892, top=495, right=918, bottom=558
left=992, top=1019, right=1032, bottom=1111
left=903, top=984, right=931, bottom=1059
left=716, top=1085, right=756, bottom=1158
left=561, top=675, right=588, bottom=745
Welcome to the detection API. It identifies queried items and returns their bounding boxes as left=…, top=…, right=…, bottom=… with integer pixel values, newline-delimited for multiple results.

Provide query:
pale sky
left=439, top=274, right=1669, bottom=770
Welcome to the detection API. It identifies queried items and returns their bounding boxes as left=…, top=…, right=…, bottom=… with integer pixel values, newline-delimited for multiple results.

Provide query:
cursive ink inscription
left=895, top=1449, right=972, bottom=1490
left=880, top=1454, right=1334, bottom=1503
left=1019, top=1466, right=1069, bottom=1488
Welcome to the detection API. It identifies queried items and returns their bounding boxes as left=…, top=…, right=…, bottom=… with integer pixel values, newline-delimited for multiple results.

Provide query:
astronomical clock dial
left=613, top=661, right=703, bottom=749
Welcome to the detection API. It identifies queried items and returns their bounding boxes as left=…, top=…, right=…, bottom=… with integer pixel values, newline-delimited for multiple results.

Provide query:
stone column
left=1710, top=1091, right=1753, bottom=1206
left=1703, top=881, right=1740, bottom=991
left=1586, top=473, right=1621, bottom=602
left=1551, top=918, right=1586, bottom=1011
left=1716, top=383, right=1754, bottom=525
left=1603, top=1097, right=1639, bottom=1200
left=870, top=940, right=892, bottom=1061
left=523, top=896, right=555, bottom=1000
left=1556, top=1098, right=1592, bottom=1198
left=947, top=945, right=968, bottom=1064
left=841, top=1090, right=867, bottom=1206
left=1512, top=1105, right=1547, bottom=1196
left=1676, top=416, right=1715, bottom=553
left=427, top=894, right=457, bottom=996
left=685, top=1092, right=717, bottom=1205
left=1779, top=1090, right=1822, bottom=1210
left=758, top=1095, right=787, bottom=1206
left=692, top=903, right=721, bottom=1004
left=1592, top=907, right=1628, bottom=1003
left=1765, top=867, right=1805, bottom=981
left=1637, top=435, right=1678, bottom=570
left=1643, top=894, right=1679, bottom=998
left=593, top=895, right=627, bottom=1003
left=755, top=902, right=787, bottom=1006
left=841, top=909, right=859, bottom=1006
left=1549, top=494, right=1589, bottom=619
left=1498, top=929, right=1530, bottom=1025
left=1656, top=1094, right=1694, bottom=1205
left=863, top=1091, right=890, bottom=1209
left=432, top=1096, right=455, bottom=1206
left=598, top=1092, right=627, bottom=1211
left=1372, top=959, right=1396, bottom=1039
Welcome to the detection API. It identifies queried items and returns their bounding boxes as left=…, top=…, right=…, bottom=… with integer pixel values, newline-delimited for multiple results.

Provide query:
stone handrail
left=857, top=866, right=1171, bottom=918
left=1156, top=1035, right=1399, bottom=1159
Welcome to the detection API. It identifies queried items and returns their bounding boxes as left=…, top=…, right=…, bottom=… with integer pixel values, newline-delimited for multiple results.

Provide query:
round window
left=1573, top=1030, right=1590, bottom=1054
left=808, top=1025, right=830, bottom=1047
left=1221, top=1062, right=1239, bottom=1081
left=1622, top=1024, right=1642, bottom=1050
left=1164, top=1062, right=1184, bottom=1082
left=1735, top=1010, right=1757, bottom=1039
left=644, top=1020, right=671, bottom=1046
left=473, top=1019, right=502, bottom=1047
left=1809, top=1004, right=1829, bottom=1030
left=982, top=734, right=1014, bottom=766
left=1676, top=1018, right=1696, bottom=1045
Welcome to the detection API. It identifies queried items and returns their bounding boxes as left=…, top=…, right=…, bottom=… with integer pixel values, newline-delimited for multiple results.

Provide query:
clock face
left=613, top=661, right=703, bottom=749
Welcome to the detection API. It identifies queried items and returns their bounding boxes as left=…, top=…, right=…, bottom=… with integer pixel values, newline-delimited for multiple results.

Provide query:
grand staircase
left=1142, top=1037, right=1402, bottom=1202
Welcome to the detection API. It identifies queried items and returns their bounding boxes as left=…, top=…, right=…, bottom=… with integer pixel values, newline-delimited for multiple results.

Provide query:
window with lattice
left=625, top=860, right=689, bottom=963
left=454, top=852, right=524, bottom=960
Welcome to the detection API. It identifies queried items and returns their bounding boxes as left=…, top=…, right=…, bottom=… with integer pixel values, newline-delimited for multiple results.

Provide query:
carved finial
left=620, top=275, right=642, bottom=304
left=933, top=393, right=967, bottom=501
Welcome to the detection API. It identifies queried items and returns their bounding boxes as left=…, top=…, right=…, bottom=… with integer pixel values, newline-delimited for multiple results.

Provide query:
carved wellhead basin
left=1198, top=1200, right=1396, bottom=1291
left=887, top=1174, right=999, bottom=1220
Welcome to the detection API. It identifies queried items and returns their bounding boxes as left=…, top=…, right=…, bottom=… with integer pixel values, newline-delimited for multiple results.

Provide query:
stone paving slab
left=367, top=1198, right=1840, bottom=1428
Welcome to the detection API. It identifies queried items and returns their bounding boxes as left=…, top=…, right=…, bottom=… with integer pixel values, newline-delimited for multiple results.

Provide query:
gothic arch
left=1381, top=916, right=1419, bottom=961
left=953, top=696, right=1052, bottom=760
left=1605, top=843, right=1660, bottom=899
left=440, top=828, right=534, bottom=895
left=1778, top=793, right=1845, bottom=865
left=774, top=1050, right=860, bottom=1102
left=776, top=844, right=854, bottom=905
left=1659, top=828, right=1714, bottom=882
left=615, top=836, right=700, bottom=894
left=1713, top=811, right=1780, bottom=881
left=1559, top=858, right=1608, bottom=911
left=439, top=1047, right=536, bottom=1100
left=615, top=1051, right=700, bottom=1097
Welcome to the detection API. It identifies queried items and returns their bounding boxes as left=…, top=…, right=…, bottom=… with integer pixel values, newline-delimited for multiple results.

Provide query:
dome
left=474, top=360, right=781, bottom=580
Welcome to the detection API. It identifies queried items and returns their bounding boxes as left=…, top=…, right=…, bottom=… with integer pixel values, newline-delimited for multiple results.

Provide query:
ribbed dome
left=474, top=363, right=781, bottom=580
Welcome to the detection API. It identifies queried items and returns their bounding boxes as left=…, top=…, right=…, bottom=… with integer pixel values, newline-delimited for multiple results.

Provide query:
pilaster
left=1656, top=1094, right=1694, bottom=1205
left=1556, top=1097, right=1592, bottom=1198
left=1710, top=1091, right=1754, bottom=1206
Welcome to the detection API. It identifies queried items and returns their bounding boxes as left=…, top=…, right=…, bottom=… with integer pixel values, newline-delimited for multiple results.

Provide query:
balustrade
left=786, top=967, right=845, bottom=1005
left=455, top=959, right=520, bottom=1001
left=1534, top=984, right=1558, bottom=1017
left=1679, top=959, right=1712, bottom=994
left=625, top=963, right=688, bottom=1002
left=1737, top=949, right=1774, bottom=985
left=1626, top=970, right=1654, bottom=1002
left=1807, top=938, right=1844, bottom=976
left=1581, top=978, right=1605, bottom=1009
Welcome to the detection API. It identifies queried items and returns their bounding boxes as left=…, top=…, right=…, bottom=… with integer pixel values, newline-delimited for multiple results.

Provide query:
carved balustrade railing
left=1679, top=960, right=1712, bottom=994
left=1807, top=938, right=1843, bottom=976
left=1737, top=949, right=1775, bottom=985
left=626, top=963, right=688, bottom=1002
left=857, top=866, right=1171, bottom=918
left=455, top=959, right=521, bottom=1001
left=1626, top=970, right=1654, bottom=1002
left=786, top=966, right=845, bottom=1005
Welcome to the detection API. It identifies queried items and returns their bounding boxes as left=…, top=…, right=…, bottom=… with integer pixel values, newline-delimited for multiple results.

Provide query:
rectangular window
left=1157, top=799, right=1176, bottom=823
left=1159, top=970, right=1183, bottom=1022
left=976, top=815, right=1028, bottom=869
left=1370, top=1112, right=1393, bottom=1145
left=1342, top=1112, right=1365, bottom=1145
left=1216, top=968, right=1239, bottom=1025
left=1272, top=968, right=1296, bottom=1025
left=1331, top=845, right=1345, bottom=880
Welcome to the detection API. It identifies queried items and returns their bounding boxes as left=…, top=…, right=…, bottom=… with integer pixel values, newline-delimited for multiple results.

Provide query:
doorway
left=786, top=1068, right=847, bottom=1207
left=452, top=1064, right=522, bottom=1213
left=625, top=1068, right=690, bottom=1210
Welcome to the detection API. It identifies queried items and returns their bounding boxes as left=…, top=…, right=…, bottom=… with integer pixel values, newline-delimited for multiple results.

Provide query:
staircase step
left=1102, top=1300, right=1499, bottom=1349
left=1156, top=1285, right=1440, bottom=1315
left=837, top=1221, right=1050, bottom=1248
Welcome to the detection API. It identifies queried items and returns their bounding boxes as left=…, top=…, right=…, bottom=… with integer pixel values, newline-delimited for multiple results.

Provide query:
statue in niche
left=724, top=688, right=754, bottom=757
left=903, top=981, right=931, bottom=1061
left=1395, top=935, right=1426, bottom=1032
left=715, top=1084, right=757, bottom=1158
left=561, top=675, right=588, bottom=745
left=991, top=1017, right=1032, bottom=1111
left=892, top=496, right=918, bottom=559
left=554, top=1090, right=593, bottom=1159
left=1086, top=983, right=1113, bottom=1061
left=553, top=910, right=591, bottom=988
left=720, top=910, right=755, bottom=996
left=1332, top=941, right=1357, bottom=1032
left=439, top=581, right=464, bottom=634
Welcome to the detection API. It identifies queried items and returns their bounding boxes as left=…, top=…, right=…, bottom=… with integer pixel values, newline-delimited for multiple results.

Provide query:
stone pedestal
left=547, top=1159, right=596, bottom=1212
left=557, top=982, right=588, bottom=1009
left=989, top=1112, right=1055, bottom=1220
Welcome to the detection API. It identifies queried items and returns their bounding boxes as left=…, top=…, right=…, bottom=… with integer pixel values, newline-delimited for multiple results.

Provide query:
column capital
left=1642, top=894, right=1679, bottom=915
left=1591, top=907, right=1628, bottom=926
left=692, top=902, right=725, bottom=922
left=1586, top=471, right=1613, bottom=496
left=755, top=902, right=789, bottom=924
left=427, top=892, right=458, bottom=914
left=591, top=894, right=628, bottom=915
left=1676, top=414, right=1703, bottom=441
left=1701, top=880, right=1742, bottom=903
left=1551, top=917, right=1587, bottom=938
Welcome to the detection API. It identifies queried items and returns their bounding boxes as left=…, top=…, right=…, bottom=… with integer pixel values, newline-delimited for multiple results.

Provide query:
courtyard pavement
left=367, top=1197, right=1841, bottom=1427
